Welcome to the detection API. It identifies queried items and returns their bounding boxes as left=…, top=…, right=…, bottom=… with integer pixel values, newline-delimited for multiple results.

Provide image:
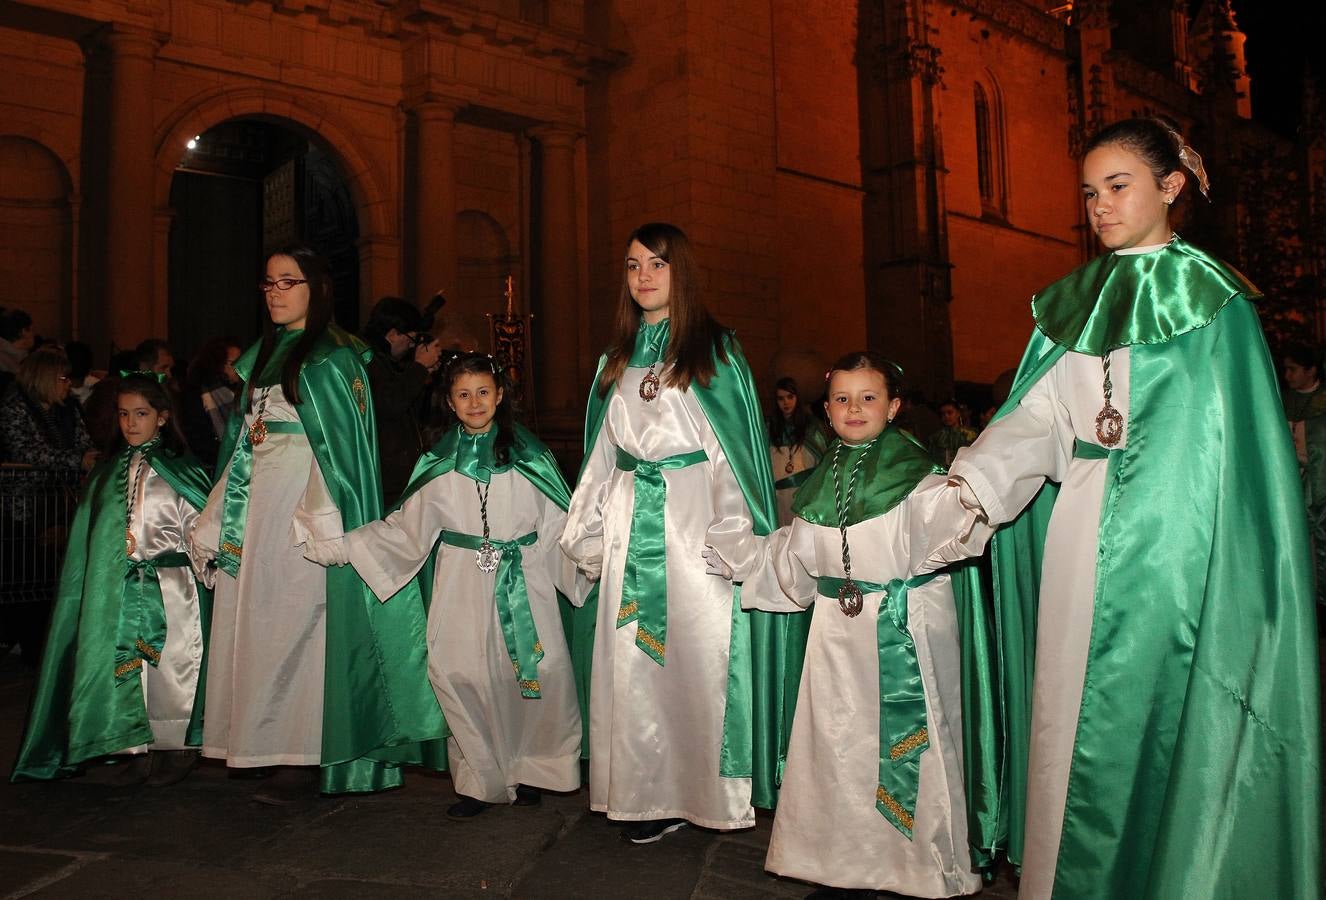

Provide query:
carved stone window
left=974, top=78, right=1008, bottom=219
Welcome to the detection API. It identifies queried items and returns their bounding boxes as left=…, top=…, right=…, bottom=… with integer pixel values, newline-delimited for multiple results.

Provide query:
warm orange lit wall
left=769, top=0, right=868, bottom=386
left=931, top=2, right=1082, bottom=384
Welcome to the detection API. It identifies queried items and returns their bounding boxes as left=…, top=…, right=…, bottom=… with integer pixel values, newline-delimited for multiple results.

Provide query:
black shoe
left=145, top=750, right=199, bottom=788
left=620, top=818, right=688, bottom=844
left=446, top=796, right=492, bottom=819
left=252, top=766, right=318, bottom=806
left=805, top=889, right=876, bottom=899
left=106, top=754, right=152, bottom=788
left=513, top=784, right=541, bottom=806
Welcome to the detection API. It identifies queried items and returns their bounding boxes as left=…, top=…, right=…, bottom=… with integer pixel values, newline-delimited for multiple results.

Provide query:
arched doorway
left=0, top=136, right=72, bottom=340
left=166, top=118, right=359, bottom=360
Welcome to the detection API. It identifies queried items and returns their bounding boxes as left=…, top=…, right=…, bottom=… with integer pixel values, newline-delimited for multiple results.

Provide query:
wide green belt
left=774, top=467, right=815, bottom=491
left=441, top=529, right=544, bottom=698
left=1072, top=438, right=1120, bottom=460
left=817, top=571, right=938, bottom=839
left=115, top=550, right=191, bottom=683
left=614, top=446, right=709, bottom=665
left=217, top=419, right=305, bottom=576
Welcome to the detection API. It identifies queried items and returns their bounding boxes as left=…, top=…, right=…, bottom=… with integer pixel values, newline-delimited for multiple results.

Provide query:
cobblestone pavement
left=0, top=648, right=1019, bottom=899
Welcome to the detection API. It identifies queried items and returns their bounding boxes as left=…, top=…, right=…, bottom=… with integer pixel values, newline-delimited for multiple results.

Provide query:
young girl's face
left=775, top=388, right=798, bottom=418
left=824, top=368, right=901, bottom=444
left=625, top=239, right=671, bottom=324
left=1081, top=142, right=1183, bottom=251
left=447, top=371, right=504, bottom=435
left=118, top=393, right=166, bottom=447
left=263, top=254, right=311, bottom=330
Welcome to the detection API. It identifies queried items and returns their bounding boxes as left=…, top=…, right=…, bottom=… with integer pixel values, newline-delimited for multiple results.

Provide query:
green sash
left=439, top=529, right=544, bottom=698
left=114, top=551, right=190, bottom=683
left=818, top=571, right=938, bottom=840
left=613, top=447, right=708, bottom=665
left=773, top=469, right=815, bottom=491
left=216, top=420, right=305, bottom=576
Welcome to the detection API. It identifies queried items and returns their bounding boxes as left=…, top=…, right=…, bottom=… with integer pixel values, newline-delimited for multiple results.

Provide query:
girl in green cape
left=931, top=118, right=1321, bottom=898
left=191, top=245, right=443, bottom=805
left=13, top=372, right=211, bottom=787
left=304, top=352, right=587, bottom=819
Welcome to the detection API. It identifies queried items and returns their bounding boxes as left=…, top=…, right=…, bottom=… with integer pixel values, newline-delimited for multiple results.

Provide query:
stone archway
left=0, top=136, right=73, bottom=339
left=153, top=86, right=398, bottom=330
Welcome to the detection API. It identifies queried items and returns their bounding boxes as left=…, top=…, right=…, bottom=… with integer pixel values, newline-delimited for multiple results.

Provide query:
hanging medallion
left=476, top=540, right=502, bottom=574
left=1095, top=403, right=1123, bottom=447
left=248, top=417, right=268, bottom=446
left=837, top=579, right=864, bottom=618
left=639, top=365, right=661, bottom=402
left=784, top=449, right=795, bottom=474
left=125, top=528, right=137, bottom=558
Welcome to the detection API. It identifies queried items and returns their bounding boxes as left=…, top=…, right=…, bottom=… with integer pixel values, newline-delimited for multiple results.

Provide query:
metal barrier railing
left=0, top=464, right=82, bottom=606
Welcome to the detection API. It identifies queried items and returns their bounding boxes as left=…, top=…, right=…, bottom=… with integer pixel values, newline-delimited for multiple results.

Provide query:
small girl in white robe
left=306, top=352, right=586, bottom=818
left=707, top=351, right=994, bottom=899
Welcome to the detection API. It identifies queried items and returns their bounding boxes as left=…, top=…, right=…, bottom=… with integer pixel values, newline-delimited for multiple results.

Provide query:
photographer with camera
left=360, top=294, right=444, bottom=505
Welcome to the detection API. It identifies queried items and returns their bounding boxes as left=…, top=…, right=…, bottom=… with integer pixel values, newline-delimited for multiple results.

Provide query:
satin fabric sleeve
left=345, top=475, right=450, bottom=603
left=561, top=424, right=615, bottom=581
left=701, top=420, right=761, bottom=581
left=947, top=361, right=1072, bottom=526
left=188, top=463, right=228, bottom=587
left=906, top=473, right=998, bottom=570
left=739, top=520, right=817, bottom=613
left=290, top=456, right=345, bottom=547
left=536, top=491, right=593, bottom=608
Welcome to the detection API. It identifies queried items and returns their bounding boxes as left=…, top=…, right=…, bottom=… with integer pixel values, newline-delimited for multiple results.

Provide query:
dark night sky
left=1233, top=0, right=1323, bottom=138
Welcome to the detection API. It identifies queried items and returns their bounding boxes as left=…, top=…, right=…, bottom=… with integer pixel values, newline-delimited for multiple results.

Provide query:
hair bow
left=119, top=369, right=168, bottom=383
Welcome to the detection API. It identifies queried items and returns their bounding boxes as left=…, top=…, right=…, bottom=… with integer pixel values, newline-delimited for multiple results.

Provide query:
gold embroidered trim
left=352, top=377, right=367, bottom=414
left=114, top=658, right=143, bottom=679
left=617, top=600, right=639, bottom=622
left=221, top=542, right=243, bottom=557
left=890, top=727, right=928, bottom=761
left=134, top=638, right=161, bottom=664
left=636, top=626, right=665, bottom=659
left=876, top=785, right=915, bottom=831
left=533, top=640, right=543, bottom=654
left=518, top=679, right=541, bottom=693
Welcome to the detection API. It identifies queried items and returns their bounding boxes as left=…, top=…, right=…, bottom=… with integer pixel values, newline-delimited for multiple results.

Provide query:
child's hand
left=303, top=537, right=349, bottom=567
left=702, top=546, right=734, bottom=581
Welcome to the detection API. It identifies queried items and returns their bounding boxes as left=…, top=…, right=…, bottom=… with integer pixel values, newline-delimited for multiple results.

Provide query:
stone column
left=530, top=124, right=582, bottom=420
left=104, top=26, right=158, bottom=348
left=412, top=98, right=463, bottom=308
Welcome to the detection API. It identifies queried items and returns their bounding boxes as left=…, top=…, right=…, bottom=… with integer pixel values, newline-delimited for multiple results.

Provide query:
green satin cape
left=196, top=326, right=447, bottom=793
left=569, top=324, right=794, bottom=808
left=789, top=427, right=1005, bottom=864
left=990, top=242, right=1320, bottom=897
left=12, top=448, right=213, bottom=781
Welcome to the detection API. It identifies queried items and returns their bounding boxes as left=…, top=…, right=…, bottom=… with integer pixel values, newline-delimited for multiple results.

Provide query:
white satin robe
left=123, top=452, right=205, bottom=752
left=193, top=386, right=341, bottom=766
left=561, top=365, right=761, bottom=829
left=345, top=467, right=585, bottom=804
left=740, top=475, right=985, bottom=897
left=939, top=340, right=1132, bottom=900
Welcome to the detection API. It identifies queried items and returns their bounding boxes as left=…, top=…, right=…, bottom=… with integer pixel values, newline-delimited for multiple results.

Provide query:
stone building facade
left=0, top=0, right=1320, bottom=451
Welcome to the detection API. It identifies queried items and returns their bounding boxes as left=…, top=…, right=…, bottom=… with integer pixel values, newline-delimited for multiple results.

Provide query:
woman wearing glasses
left=190, top=244, right=444, bottom=804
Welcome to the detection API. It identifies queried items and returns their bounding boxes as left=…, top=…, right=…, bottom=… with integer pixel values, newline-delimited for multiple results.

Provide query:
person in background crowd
left=928, top=400, right=978, bottom=466
left=767, top=376, right=829, bottom=527
left=1282, top=341, right=1326, bottom=608
left=0, top=306, right=35, bottom=384
left=64, top=340, right=101, bottom=405
left=135, top=339, right=176, bottom=384
left=181, top=336, right=243, bottom=469
left=360, top=296, right=443, bottom=505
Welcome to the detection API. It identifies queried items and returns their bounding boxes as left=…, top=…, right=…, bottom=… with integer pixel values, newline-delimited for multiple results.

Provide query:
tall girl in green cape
left=561, top=222, right=788, bottom=844
left=13, top=372, right=211, bottom=788
left=930, top=118, right=1321, bottom=898
left=190, top=245, right=444, bottom=804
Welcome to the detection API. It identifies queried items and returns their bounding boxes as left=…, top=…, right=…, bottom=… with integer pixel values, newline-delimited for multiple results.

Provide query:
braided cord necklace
left=474, top=479, right=501, bottom=573
left=830, top=437, right=877, bottom=617
left=122, top=436, right=161, bottom=558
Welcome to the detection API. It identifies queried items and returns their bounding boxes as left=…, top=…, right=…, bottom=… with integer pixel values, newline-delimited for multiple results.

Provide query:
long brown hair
left=596, top=222, right=728, bottom=394
left=245, top=244, right=335, bottom=408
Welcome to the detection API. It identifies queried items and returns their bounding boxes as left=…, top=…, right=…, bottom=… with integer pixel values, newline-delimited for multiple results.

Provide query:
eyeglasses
left=259, top=278, right=308, bottom=292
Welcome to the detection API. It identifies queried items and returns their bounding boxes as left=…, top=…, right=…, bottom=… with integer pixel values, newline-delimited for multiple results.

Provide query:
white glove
left=303, top=536, right=350, bottom=567
left=702, top=546, right=734, bottom=581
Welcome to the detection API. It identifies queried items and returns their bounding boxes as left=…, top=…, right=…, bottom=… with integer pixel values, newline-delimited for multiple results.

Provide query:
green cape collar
left=398, top=422, right=572, bottom=511
left=1031, top=235, right=1260, bottom=354
left=629, top=318, right=671, bottom=366
left=792, top=426, right=940, bottom=528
